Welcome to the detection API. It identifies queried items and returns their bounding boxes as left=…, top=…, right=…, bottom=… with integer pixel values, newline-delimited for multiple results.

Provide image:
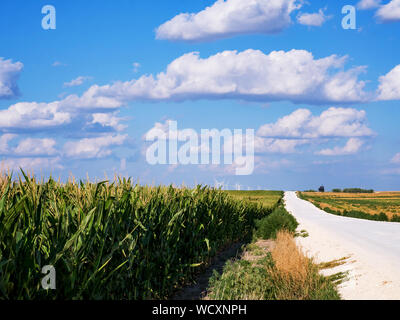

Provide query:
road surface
left=284, top=191, right=400, bottom=300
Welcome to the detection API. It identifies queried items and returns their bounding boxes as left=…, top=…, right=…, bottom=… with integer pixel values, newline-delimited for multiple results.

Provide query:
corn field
left=0, top=170, right=276, bottom=300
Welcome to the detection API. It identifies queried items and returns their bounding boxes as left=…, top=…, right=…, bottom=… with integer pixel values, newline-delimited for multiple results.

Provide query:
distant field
left=224, top=190, right=283, bottom=209
left=299, top=192, right=400, bottom=222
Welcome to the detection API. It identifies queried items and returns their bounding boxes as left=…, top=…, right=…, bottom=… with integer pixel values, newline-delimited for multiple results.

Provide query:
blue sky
left=1, top=0, right=400, bottom=190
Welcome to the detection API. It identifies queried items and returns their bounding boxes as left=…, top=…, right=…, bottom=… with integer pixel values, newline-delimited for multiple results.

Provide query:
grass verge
left=205, top=205, right=344, bottom=300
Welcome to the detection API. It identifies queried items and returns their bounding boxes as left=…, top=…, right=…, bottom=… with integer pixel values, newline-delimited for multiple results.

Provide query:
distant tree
left=319, top=186, right=325, bottom=192
left=332, top=188, right=342, bottom=193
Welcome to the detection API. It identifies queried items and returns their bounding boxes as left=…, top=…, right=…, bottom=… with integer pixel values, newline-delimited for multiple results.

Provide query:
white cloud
left=90, top=113, right=127, bottom=132
left=0, top=134, right=16, bottom=153
left=0, top=88, right=124, bottom=132
left=0, top=58, right=23, bottom=99
left=357, top=0, right=382, bottom=10
left=64, top=76, right=91, bottom=88
left=0, top=157, right=62, bottom=170
left=297, top=9, right=330, bottom=27
left=58, top=85, right=122, bottom=111
left=13, top=138, right=57, bottom=156
left=156, top=0, right=301, bottom=42
left=257, top=107, right=374, bottom=139
left=52, top=61, right=67, bottom=67
left=143, top=119, right=175, bottom=140
left=255, top=136, right=309, bottom=154
left=316, top=138, right=365, bottom=156
left=91, top=49, right=369, bottom=105
left=391, top=153, right=400, bottom=164
left=255, top=107, right=373, bottom=155
left=63, top=134, right=127, bottom=159
left=377, top=65, right=400, bottom=100
left=0, top=102, right=71, bottom=130
left=2, top=85, right=128, bottom=154
left=376, top=0, right=400, bottom=22
left=145, top=109, right=373, bottom=157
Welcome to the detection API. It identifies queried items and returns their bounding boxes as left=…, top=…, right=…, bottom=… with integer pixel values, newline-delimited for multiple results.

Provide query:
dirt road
left=284, top=191, right=400, bottom=300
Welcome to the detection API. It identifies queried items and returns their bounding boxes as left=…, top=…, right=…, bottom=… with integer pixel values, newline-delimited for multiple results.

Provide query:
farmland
left=224, top=190, right=283, bottom=209
left=0, top=171, right=280, bottom=300
left=0, top=170, right=342, bottom=301
left=299, top=192, right=400, bottom=222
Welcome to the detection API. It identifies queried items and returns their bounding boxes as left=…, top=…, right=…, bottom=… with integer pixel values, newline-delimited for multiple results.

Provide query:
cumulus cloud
left=356, top=0, right=400, bottom=23
left=0, top=58, right=23, bottom=99
left=90, top=49, right=369, bottom=105
left=64, top=76, right=92, bottom=88
left=297, top=9, right=330, bottom=27
left=0, top=101, right=71, bottom=130
left=255, top=107, right=373, bottom=155
left=156, top=0, right=301, bottom=42
left=257, top=107, right=374, bottom=139
left=0, top=87, right=123, bottom=132
left=357, top=0, right=382, bottom=10
left=63, top=134, right=127, bottom=159
left=377, top=65, right=400, bottom=100
left=58, top=86, right=122, bottom=111
left=255, top=137, right=309, bottom=153
left=13, top=138, right=57, bottom=156
left=90, top=113, right=127, bottom=132
left=0, top=134, right=16, bottom=153
left=143, top=120, right=175, bottom=140
left=316, top=138, right=365, bottom=156
left=144, top=107, right=373, bottom=157
left=0, top=49, right=377, bottom=136
left=376, top=0, right=400, bottom=22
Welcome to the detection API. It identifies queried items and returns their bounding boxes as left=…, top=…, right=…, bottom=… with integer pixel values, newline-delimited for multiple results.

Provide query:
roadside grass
left=205, top=205, right=344, bottom=300
left=253, top=206, right=298, bottom=240
left=318, top=256, right=350, bottom=270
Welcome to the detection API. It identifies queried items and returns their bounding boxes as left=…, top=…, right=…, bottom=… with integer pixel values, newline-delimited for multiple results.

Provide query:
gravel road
left=284, top=191, right=400, bottom=300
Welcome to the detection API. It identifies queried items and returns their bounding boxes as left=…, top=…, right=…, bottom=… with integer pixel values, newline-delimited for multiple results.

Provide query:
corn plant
left=0, top=170, right=278, bottom=300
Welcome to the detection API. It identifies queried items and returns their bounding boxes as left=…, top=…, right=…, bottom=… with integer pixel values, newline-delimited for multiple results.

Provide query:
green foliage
left=391, top=214, right=400, bottom=222
left=342, top=188, right=374, bottom=193
left=0, top=171, right=276, bottom=300
left=224, top=190, right=283, bottom=208
left=207, top=254, right=276, bottom=300
left=253, top=206, right=299, bottom=240
left=332, top=189, right=342, bottom=193
left=207, top=247, right=340, bottom=300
